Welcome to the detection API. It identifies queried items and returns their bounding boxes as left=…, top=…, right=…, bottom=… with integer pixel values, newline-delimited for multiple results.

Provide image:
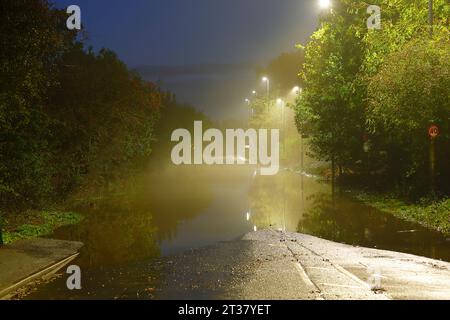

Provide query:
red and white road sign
left=429, top=125, right=439, bottom=139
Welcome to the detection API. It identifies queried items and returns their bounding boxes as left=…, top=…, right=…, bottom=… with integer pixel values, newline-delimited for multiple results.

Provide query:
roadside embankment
left=0, top=238, right=83, bottom=299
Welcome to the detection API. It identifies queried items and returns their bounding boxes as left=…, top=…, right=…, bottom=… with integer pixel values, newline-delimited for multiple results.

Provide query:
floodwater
left=26, top=165, right=450, bottom=299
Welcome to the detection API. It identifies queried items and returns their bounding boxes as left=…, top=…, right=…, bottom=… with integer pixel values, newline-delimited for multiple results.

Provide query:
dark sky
left=53, top=0, right=319, bottom=119
left=54, top=0, right=318, bottom=67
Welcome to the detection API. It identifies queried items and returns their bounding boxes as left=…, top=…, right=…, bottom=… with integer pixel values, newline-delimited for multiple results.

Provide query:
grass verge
left=354, top=193, right=450, bottom=235
left=0, top=211, right=83, bottom=245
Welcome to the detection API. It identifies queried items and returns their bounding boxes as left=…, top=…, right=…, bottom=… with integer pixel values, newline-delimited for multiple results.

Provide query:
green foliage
left=367, top=37, right=450, bottom=195
left=257, top=50, right=305, bottom=93
left=3, top=211, right=83, bottom=244
left=0, top=0, right=76, bottom=207
left=356, top=193, right=450, bottom=234
left=0, top=0, right=165, bottom=211
left=295, top=0, right=450, bottom=198
left=295, top=0, right=366, bottom=168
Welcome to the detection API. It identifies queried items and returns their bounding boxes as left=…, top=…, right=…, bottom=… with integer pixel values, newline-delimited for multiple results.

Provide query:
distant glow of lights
left=293, top=86, right=301, bottom=94
left=319, top=0, right=331, bottom=9
left=246, top=211, right=251, bottom=221
left=253, top=225, right=257, bottom=232
left=262, top=76, right=269, bottom=82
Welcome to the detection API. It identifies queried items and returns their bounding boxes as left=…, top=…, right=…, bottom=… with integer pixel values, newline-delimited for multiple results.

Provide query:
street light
left=292, top=86, right=301, bottom=95
left=319, top=0, right=331, bottom=9
left=252, top=90, right=257, bottom=95
left=245, top=98, right=250, bottom=105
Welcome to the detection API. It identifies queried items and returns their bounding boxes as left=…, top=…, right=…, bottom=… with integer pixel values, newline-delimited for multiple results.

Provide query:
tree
left=257, top=50, right=305, bottom=94
left=295, top=0, right=367, bottom=177
left=295, top=0, right=450, bottom=198
left=0, top=0, right=75, bottom=208
left=367, top=37, right=450, bottom=197
left=0, top=0, right=165, bottom=210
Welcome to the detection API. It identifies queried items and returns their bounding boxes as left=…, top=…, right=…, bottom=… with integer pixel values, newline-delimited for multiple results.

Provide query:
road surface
left=155, top=229, right=450, bottom=300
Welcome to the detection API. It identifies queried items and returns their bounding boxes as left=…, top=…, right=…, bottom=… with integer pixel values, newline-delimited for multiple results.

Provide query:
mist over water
left=25, top=160, right=450, bottom=299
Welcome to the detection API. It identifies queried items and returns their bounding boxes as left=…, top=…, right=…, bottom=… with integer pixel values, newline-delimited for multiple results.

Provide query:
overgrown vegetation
left=295, top=0, right=449, bottom=199
left=355, top=193, right=450, bottom=235
left=1, top=210, right=83, bottom=244
left=0, top=0, right=181, bottom=240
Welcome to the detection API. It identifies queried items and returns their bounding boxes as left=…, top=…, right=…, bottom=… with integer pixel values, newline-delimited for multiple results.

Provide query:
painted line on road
left=320, top=283, right=364, bottom=289
left=294, top=262, right=315, bottom=288
left=289, top=238, right=371, bottom=290
left=331, top=263, right=371, bottom=290
left=294, top=262, right=325, bottom=300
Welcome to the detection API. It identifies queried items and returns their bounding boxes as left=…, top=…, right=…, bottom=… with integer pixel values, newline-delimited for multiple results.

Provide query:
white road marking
left=294, top=262, right=315, bottom=288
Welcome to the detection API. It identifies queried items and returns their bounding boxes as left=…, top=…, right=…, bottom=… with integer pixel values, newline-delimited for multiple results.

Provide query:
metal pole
left=429, top=0, right=434, bottom=37
left=0, top=214, right=4, bottom=246
left=430, top=137, right=436, bottom=195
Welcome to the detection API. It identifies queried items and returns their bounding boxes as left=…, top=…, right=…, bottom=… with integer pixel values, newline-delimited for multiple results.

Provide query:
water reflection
left=248, top=171, right=450, bottom=261
left=26, top=166, right=450, bottom=299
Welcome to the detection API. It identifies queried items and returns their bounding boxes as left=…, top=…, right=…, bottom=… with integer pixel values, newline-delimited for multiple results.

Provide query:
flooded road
left=26, top=165, right=450, bottom=299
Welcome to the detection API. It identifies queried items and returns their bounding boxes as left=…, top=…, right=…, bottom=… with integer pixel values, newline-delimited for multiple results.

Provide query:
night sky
left=53, top=0, right=319, bottom=119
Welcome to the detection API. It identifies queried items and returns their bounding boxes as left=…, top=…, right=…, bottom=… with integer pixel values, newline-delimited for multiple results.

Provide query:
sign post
left=428, top=125, right=439, bottom=194
left=0, top=214, right=3, bottom=246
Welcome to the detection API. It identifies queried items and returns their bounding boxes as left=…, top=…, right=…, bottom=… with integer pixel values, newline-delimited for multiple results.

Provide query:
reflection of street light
left=319, top=0, right=331, bottom=9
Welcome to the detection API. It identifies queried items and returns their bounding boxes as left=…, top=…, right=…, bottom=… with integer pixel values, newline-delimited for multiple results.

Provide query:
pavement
left=155, top=230, right=450, bottom=300
left=0, top=238, right=83, bottom=299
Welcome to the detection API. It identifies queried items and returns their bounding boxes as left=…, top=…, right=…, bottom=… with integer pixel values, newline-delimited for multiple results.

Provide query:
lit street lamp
left=319, top=0, right=331, bottom=9
left=292, top=86, right=301, bottom=95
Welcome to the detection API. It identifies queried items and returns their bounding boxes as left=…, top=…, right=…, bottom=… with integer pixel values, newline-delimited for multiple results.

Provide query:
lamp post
left=262, top=77, right=270, bottom=112
left=277, top=98, right=287, bottom=231
left=277, top=98, right=286, bottom=153
left=428, top=0, right=433, bottom=37
left=245, top=99, right=252, bottom=123
left=0, top=214, right=4, bottom=246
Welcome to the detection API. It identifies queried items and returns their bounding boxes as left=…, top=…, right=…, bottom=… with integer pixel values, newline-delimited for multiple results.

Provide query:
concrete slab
left=244, top=230, right=450, bottom=300
left=0, top=238, right=83, bottom=299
